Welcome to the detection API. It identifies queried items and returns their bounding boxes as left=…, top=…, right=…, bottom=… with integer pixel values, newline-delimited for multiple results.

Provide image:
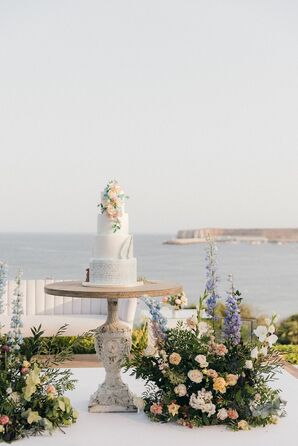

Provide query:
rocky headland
left=164, top=228, right=298, bottom=244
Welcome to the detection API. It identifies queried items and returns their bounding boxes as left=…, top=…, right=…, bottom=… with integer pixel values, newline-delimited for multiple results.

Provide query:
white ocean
left=0, top=233, right=297, bottom=319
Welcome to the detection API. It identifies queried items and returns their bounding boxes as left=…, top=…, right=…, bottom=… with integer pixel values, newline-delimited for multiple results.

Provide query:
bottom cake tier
left=89, top=257, right=138, bottom=286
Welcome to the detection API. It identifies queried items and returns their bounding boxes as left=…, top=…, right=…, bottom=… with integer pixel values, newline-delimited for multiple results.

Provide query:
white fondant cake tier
left=97, top=213, right=129, bottom=235
left=92, top=234, right=133, bottom=259
left=89, top=258, right=137, bottom=286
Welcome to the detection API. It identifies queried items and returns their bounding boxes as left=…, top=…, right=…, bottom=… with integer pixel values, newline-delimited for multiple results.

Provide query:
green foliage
left=277, top=314, right=298, bottom=345
left=0, top=325, right=78, bottom=443
left=274, top=344, right=298, bottom=364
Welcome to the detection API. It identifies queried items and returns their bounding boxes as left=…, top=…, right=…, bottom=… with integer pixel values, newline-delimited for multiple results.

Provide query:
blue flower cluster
left=0, top=262, right=8, bottom=332
left=223, top=275, right=241, bottom=345
left=143, top=296, right=167, bottom=339
left=8, top=269, right=24, bottom=349
left=205, top=238, right=220, bottom=318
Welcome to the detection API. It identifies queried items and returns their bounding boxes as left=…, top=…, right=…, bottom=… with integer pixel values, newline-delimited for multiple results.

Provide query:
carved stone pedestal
left=88, top=299, right=137, bottom=413
left=44, top=280, right=183, bottom=413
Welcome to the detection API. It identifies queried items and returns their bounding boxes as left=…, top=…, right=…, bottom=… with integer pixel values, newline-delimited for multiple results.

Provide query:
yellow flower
left=24, top=409, right=41, bottom=425
left=270, top=415, right=279, bottom=424
left=0, top=426, right=4, bottom=433
left=238, top=420, right=250, bottom=430
left=168, top=403, right=180, bottom=416
left=213, top=377, right=227, bottom=394
left=23, top=364, right=41, bottom=401
left=22, top=360, right=30, bottom=368
left=169, top=352, right=181, bottom=366
left=226, top=374, right=238, bottom=386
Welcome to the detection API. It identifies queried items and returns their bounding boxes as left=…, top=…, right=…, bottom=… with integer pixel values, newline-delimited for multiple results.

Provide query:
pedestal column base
left=88, top=383, right=137, bottom=413
left=88, top=298, right=137, bottom=413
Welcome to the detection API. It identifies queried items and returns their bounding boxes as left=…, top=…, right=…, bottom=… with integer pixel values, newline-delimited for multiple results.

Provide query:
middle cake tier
left=92, top=234, right=134, bottom=259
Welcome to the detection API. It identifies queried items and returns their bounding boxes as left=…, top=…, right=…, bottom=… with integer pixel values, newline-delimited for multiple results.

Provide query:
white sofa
left=0, top=280, right=138, bottom=336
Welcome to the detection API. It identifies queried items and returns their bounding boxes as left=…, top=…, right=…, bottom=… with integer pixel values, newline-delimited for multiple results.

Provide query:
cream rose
left=217, top=408, right=228, bottom=420
left=226, top=374, right=238, bottom=386
left=195, top=354, right=209, bottom=368
left=169, top=352, right=181, bottom=365
left=174, top=384, right=187, bottom=397
left=187, top=369, right=203, bottom=383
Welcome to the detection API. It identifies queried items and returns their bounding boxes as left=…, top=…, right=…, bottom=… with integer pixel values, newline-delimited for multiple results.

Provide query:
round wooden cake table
left=45, top=280, right=183, bottom=413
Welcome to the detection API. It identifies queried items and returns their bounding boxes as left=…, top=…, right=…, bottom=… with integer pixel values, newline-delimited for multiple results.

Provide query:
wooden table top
left=44, top=280, right=183, bottom=299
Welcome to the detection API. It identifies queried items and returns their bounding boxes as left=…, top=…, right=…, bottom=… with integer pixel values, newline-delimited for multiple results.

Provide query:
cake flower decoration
left=98, top=180, right=129, bottom=233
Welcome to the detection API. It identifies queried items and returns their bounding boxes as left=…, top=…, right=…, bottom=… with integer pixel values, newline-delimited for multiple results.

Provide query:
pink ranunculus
left=150, top=403, right=163, bottom=415
left=0, top=415, right=9, bottom=425
left=21, top=367, right=29, bottom=375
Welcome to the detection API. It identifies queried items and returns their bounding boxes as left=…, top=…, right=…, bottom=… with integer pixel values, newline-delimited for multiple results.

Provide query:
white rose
left=267, top=334, right=278, bottom=347
left=188, top=369, right=203, bottom=383
left=244, top=360, right=253, bottom=370
left=6, top=387, right=12, bottom=394
left=175, top=298, right=181, bottom=305
left=253, top=325, right=268, bottom=342
left=217, top=408, right=228, bottom=420
left=198, top=321, right=209, bottom=335
left=195, top=354, right=209, bottom=368
left=251, top=347, right=258, bottom=359
left=174, top=384, right=187, bottom=397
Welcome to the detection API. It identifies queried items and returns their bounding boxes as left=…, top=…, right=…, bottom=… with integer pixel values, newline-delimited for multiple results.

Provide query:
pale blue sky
left=0, top=0, right=297, bottom=233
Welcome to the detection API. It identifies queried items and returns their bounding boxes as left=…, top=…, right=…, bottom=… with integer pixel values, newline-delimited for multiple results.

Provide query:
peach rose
left=169, top=352, right=181, bottom=365
left=46, top=385, right=57, bottom=394
left=150, top=403, right=163, bottom=415
left=186, top=317, right=197, bottom=330
left=226, top=374, right=238, bottom=386
left=213, top=377, right=227, bottom=394
left=207, top=369, right=218, bottom=379
left=227, top=408, right=239, bottom=420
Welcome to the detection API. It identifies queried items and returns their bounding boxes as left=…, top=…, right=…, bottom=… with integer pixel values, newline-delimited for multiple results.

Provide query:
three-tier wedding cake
left=87, top=180, right=138, bottom=287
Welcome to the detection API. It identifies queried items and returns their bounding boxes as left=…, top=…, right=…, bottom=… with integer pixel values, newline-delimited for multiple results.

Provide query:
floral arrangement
left=126, top=241, right=286, bottom=431
left=0, top=262, right=8, bottom=334
left=162, top=292, right=188, bottom=310
left=99, top=180, right=128, bottom=232
left=0, top=266, right=78, bottom=443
